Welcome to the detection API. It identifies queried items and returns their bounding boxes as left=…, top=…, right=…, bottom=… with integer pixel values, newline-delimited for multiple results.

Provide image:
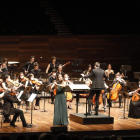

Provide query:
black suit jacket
left=84, top=67, right=107, bottom=90
left=3, top=90, right=20, bottom=115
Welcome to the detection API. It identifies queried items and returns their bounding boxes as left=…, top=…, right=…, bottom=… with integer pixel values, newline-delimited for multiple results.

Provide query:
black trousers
left=50, top=91, right=54, bottom=102
left=11, top=109, right=27, bottom=126
left=4, top=109, right=26, bottom=126
left=88, top=90, right=101, bottom=113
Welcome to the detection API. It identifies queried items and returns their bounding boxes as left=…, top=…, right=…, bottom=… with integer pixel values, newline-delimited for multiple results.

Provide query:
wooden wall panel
left=0, top=35, right=140, bottom=77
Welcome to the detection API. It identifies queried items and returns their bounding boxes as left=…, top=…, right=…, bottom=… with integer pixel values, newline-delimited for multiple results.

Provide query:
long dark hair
left=84, top=64, right=92, bottom=75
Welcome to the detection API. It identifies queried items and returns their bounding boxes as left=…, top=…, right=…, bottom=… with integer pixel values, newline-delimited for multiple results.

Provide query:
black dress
left=53, top=86, right=68, bottom=125
left=48, top=63, right=58, bottom=74
left=128, top=99, right=140, bottom=118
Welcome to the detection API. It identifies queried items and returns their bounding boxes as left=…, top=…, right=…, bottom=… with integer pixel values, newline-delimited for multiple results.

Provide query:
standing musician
left=48, top=69, right=57, bottom=104
left=0, top=62, right=8, bottom=74
left=46, top=56, right=58, bottom=76
left=22, top=56, right=35, bottom=75
left=3, top=82, right=31, bottom=127
left=30, top=62, right=41, bottom=78
left=109, top=72, right=126, bottom=108
left=105, top=64, right=114, bottom=79
left=64, top=74, right=73, bottom=109
left=81, top=62, right=107, bottom=115
left=25, top=73, right=42, bottom=110
left=56, top=65, right=65, bottom=76
left=51, top=74, right=68, bottom=125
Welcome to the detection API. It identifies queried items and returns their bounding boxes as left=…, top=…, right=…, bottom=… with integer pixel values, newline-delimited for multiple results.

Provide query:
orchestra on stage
left=0, top=56, right=140, bottom=128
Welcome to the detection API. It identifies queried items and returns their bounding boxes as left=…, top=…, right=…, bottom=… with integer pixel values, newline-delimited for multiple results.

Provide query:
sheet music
left=69, top=84, right=90, bottom=90
left=27, top=93, right=37, bottom=102
left=17, top=90, right=24, bottom=100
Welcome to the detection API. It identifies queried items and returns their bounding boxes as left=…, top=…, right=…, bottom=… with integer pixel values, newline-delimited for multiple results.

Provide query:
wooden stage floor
left=0, top=98, right=140, bottom=133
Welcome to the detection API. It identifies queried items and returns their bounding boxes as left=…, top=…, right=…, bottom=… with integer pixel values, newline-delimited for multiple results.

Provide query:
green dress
left=53, top=86, right=69, bottom=125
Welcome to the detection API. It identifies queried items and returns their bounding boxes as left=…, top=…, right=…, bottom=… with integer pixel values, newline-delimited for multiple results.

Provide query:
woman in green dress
left=51, top=74, right=69, bottom=125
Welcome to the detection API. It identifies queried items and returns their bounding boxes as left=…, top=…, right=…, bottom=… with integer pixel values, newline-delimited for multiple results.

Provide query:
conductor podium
left=69, top=84, right=114, bottom=125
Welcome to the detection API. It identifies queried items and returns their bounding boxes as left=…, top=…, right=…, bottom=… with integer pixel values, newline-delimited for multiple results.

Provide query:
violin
left=31, top=79, right=42, bottom=86
left=131, top=88, right=140, bottom=102
left=20, top=77, right=29, bottom=82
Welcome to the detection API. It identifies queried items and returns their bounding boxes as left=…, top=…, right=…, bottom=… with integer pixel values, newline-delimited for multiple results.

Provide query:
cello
left=92, top=90, right=104, bottom=105
left=107, top=73, right=124, bottom=101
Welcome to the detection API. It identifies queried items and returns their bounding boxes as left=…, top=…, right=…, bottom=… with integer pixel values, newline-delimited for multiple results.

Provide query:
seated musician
left=2, top=82, right=31, bottom=127
left=109, top=72, right=126, bottom=108
left=64, top=74, right=73, bottom=109
left=30, top=62, right=41, bottom=78
left=46, top=56, right=58, bottom=76
left=128, top=82, right=140, bottom=118
left=0, top=62, right=8, bottom=74
left=105, top=64, right=114, bottom=79
left=22, top=56, right=35, bottom=75
left=79, top=64, right=92, bottom=86
left=1, top=74, right=11, bottom=90
left=48, top=69, right=57, bottom=104
left=3, top=58, right=9, bottom=67
left=25, top=73, right=42, bottom=110
left=56, top=65, right=64, bottom=76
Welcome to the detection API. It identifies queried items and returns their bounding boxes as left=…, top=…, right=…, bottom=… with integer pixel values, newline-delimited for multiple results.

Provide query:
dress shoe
left=104, top=107, right=107, bottom=112
left=68, top=105, right=72, bottom=109
left=119, top=106, right=122, bottom=108
left=10, top=123, right=17, bottom=127
left=51, top=102, right=54, bottom=104
left=4, top=119, right=11, bottom=123
left=84, top=112, right=91, bottom=115
left=23, top=124, right=32, bottom=128
left=94, top=112, right=98, bottom=115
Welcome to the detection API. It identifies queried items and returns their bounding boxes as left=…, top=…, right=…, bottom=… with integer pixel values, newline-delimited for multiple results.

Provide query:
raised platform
left=70, top=113, right=114, bottom=124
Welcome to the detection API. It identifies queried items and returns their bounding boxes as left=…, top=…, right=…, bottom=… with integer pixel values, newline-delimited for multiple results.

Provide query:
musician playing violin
left=0, top=62, right=8, bottom=74
left=46, top=56, right=58, bottom=76
left=22, top=56, right=35, bottom=75
left=64, top=74, right=73, bottom=109
left=25, top=73, right=42, bottom=110
left=31, top=62, right=41, bottom=78
left=2, top=82, right=31, bottom=127
left=48, top=69, right=57, bottom=104
left=109, top=72, right=126, bottom=108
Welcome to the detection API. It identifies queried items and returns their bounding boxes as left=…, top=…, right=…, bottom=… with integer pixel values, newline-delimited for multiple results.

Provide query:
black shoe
left=119, top=106, right=122, bottom=108
left=10, top=123, right=17, bottom=127
left=23, top=124, right=32, bottom=128
left=4, top=119, right=11, bottom=123
left=68, top=105, right=72, bottom=109
left=104, top=107, right=107, bottom=112
left=94, top=112, right=98, bottom=115
left=85, top=112, right=91, bottom=116
left=51, top=102, right=54, bottom=104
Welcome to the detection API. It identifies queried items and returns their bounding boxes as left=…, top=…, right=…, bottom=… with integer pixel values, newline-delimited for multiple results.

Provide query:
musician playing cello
left=30, top=62, right=41, bottom=78
left=81, top=62, right=107, bottom=115
left=109, top=72, right=126, bottom=108
left=22, top=56, right=35, bottom=75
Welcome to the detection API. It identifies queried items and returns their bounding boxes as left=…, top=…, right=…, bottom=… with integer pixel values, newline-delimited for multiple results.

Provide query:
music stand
left=118, top=91, right=130, bottom=119
left=27, top=93, right=38, bottom=127
left=38, top=84, right=49, bottom=112
left=120, top=65, right=132, bottom=77
left=7, top=65, right=18, bottom=77
left=72, top=59, right=83, bottom=80
left=23, top=86, right=32, bottom=113
left=109, top=74, right=115, bottom=80
left=100, top=63, right=106, bottom=70
left=134, top=72, right=140, bottom=80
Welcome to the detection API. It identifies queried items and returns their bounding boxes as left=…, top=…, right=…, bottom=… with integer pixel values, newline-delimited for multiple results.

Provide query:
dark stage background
left=0, top=35, right=140, bottom=78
